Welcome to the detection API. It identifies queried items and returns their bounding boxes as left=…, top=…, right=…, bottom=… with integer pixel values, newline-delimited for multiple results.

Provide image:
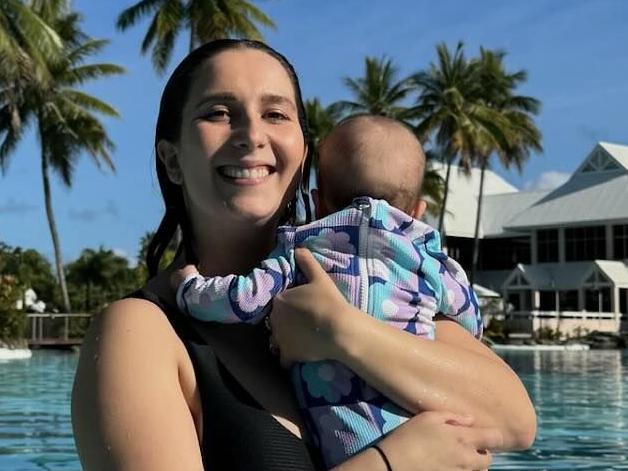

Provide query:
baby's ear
left=411, top=199, right=428, bottom=220
left=157, top=140, right=183, bottom=185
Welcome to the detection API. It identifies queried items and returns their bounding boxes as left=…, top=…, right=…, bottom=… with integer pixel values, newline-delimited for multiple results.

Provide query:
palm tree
left=335, top=56, right=417, bottom=121
left=67, top=247, right=136, bottom=311
left=468, top=48, right=542, bottom=284
left=116, top=0, right=275, bottom=74
left=413, top=42, right=479, bottom=238
left=0, top=1, right=124, bottom=312
left=0, top=0, right=62, bottom=79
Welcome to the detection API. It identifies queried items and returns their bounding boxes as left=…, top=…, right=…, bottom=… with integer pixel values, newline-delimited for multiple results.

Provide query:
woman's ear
left=157, top=140, right=183, bottom=185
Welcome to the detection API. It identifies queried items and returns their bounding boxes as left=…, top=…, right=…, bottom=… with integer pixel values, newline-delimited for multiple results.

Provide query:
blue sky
left=1, top=0, right=628, bottom=266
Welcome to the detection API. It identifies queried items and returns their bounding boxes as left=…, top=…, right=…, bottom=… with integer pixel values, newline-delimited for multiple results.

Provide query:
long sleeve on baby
left=177, top=230, right=296, bottom=324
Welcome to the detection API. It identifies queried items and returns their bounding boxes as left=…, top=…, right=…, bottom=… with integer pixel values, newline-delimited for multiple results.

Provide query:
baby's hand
left=170, top=264, right=199, bottom=291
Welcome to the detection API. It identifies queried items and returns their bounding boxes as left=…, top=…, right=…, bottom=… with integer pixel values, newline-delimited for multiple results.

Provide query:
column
left=558, top=227, right=566, bottom=263
left=531, top=231, right=538, bottom=264
left=606, top=225, right=614, bottom=260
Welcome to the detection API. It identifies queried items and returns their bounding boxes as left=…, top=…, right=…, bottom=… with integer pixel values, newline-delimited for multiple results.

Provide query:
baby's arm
left=173, top=238, right=295, bottom=324
left=414, top=230, right=482, bottom=338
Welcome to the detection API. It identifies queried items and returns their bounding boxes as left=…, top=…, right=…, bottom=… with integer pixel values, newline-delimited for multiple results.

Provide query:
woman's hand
left=376, top=411, right=502, bottom=471
left=333, top=411, right=502, bottom=471
left=268, top=248, right=356, bottom=368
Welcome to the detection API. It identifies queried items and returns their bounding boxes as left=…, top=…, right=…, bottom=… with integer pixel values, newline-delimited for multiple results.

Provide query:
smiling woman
left=72, top=39, right=533, bottom=471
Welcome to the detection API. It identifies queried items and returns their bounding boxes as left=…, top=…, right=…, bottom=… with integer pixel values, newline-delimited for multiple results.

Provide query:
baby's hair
left=318, top=114, right=425, bottom=215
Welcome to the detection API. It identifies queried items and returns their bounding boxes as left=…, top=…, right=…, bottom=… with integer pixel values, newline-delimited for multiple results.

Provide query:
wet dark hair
left=147, top=39, right=310, bottom=277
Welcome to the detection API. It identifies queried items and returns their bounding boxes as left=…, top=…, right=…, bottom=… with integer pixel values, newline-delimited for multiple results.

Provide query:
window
left=565, top=226, right=606, bottom=261
left=584, top=287, right=611, bottom=312
left=537, top=229, right=559, bottom=263
left=559, top=290, right=579, bottom=311
left=620, top=289, right=628, bottom=315
left=613, top=224, right=628, bottom=259
left=539, top=291, right=556, bottom=310
left=479, top=237, right=530, bottom=270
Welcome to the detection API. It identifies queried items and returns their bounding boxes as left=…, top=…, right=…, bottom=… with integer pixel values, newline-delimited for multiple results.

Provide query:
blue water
left=0, top=349, right=627, bottom=470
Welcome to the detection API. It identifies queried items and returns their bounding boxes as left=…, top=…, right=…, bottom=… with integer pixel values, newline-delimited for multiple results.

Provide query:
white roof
left=482, top=190, right=549, bottom=237
left=506, top=142, right=628, bottom=230
left=500, top=260, right=628, bottom=291
left=425, top=162, right=518, bottom=238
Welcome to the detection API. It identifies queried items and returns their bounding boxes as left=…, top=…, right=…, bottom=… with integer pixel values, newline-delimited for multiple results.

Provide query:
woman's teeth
left=220, top=166, right=270, bottom=179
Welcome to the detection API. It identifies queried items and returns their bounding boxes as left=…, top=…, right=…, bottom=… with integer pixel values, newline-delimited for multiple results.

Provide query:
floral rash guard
left=176, top=196, right=482, bottom=469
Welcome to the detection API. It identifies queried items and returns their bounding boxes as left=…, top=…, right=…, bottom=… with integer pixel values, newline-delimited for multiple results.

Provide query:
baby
left=173, top=115, right=481, bottom=468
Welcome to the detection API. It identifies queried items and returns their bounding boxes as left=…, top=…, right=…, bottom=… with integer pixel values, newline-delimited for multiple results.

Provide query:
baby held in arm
left=171, top=115, right=482, bottom=468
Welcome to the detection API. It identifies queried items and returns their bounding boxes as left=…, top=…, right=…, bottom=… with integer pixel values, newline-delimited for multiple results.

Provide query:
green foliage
left=135, top=231, right=178, bottom=283
left=483, top=317, right=509, bottom=342
left=116, top=0, right=276, bottom=74
left=0, top=243, right=58, bottom=307
left=536, top=326, right=562, bottom=342
left=335, top=56, right=417, bottom=121
left=0, top=275, right=27, bottom=340
left=66, top=247, right=140, bottom=313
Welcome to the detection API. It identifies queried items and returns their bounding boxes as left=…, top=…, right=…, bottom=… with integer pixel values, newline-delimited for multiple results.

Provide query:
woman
left=72, top=39, right=534, bottom=470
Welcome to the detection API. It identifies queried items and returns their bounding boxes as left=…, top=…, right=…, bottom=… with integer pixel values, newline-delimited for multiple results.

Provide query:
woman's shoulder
left=72, top=283, right=204, bottom=470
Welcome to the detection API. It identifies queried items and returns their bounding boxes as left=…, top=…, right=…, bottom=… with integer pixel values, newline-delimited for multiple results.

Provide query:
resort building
left=430, top=142, right=628, bottom=336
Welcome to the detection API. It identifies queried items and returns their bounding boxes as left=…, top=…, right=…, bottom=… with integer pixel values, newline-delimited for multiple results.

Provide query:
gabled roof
left=482, top=190, right=549, bottom=237
left=505, top=142, right=628, bottom=230
left=498, top=260, right=628, bottom=291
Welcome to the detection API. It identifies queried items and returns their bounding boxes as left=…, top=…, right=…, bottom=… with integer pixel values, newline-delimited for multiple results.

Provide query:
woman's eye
left=202, top=108, right=230, bottom=121
left=265, top=110, right=289, bottom=121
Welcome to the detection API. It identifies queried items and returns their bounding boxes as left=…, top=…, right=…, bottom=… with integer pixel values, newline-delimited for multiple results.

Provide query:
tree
left=414, top=42, right=479, bottom=238
left=335, top=56, right=417, bottom=121
left=0, top=1, right=125, bottom=312
left=0, top=0, right=62, bottom=82
left=0, top=243, right=57, bottom=307
left=136, top=231, right=179, bottom=282
left=66, top=247, right=137, bottom=312
left=468, top=48, right=542, bottom=284
left=116, top=0, right=275, bottom=74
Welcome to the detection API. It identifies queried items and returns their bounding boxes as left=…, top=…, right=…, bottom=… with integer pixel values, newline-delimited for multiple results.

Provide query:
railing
left=26, top=313, right=91, bottom=346
left=506, top=310, right=618, bottom=320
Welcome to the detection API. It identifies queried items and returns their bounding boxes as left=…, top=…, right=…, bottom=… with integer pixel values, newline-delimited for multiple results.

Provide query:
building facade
left=430, top=142, right=628, bottom=335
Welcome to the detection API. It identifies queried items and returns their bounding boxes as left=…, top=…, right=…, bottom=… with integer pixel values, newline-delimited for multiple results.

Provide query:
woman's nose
left=231, top=115, right=267, bottom=150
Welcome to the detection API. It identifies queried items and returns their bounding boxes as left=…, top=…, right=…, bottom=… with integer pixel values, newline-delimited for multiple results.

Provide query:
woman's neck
left=192, top=217, right=278, bottom=276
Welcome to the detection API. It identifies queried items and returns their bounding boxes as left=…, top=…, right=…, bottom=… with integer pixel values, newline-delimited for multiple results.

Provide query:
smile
left=217, top=165, right=275, bottom=183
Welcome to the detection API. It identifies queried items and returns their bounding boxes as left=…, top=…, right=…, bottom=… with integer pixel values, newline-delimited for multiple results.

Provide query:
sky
left=1, top=0, right=628, bottom=267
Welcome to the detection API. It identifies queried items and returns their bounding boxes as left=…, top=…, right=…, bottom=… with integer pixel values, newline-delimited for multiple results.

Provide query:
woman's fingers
left=294, top=248, right=327, bottom=282
left=467, top=426, right=504, bottom=451
left=444, top=413, right=475, bottom=427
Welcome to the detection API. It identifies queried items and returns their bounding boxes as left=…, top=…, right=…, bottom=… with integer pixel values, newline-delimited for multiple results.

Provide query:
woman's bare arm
left=71, top=299, right=204, bottom=471
left=270, top=249, right=536, bottom=451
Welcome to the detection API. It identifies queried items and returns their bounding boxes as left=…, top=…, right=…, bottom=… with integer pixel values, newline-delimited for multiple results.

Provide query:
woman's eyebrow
left=261, top=94, right=296, bottom=112
left=194, top=93, right=237, bottom=109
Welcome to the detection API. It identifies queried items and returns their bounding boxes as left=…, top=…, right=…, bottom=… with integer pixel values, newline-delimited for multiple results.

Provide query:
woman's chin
left=222, top=198, right=283, bottom=226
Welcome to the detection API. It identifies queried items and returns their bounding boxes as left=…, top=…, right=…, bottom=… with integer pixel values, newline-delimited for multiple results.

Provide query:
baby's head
left=315, top=114, right=427, bottom=219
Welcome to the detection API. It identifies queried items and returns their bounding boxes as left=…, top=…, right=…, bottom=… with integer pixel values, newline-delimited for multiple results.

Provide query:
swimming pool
left=1, top=349, right=627, bottom=470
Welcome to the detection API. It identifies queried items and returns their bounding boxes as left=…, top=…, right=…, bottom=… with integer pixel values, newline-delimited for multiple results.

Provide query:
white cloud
left=524, top=171, right=571, bottom=191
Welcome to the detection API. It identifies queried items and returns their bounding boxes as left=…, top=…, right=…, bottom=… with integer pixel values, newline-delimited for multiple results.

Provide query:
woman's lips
left=216, top=165, right=275, bottom=185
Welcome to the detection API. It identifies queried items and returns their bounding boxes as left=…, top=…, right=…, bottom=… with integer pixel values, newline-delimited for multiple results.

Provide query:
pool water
left=1, top=349, right=627, bottom=470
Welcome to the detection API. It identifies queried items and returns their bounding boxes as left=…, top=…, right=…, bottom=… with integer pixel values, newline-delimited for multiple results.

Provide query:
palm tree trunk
left=189, top=22, right=195, bottom=52
left=41, top=144, right=71, bottom=313
left=437, top=159, right=453, bottom=243
left=470, top=160, right=487, bottom=286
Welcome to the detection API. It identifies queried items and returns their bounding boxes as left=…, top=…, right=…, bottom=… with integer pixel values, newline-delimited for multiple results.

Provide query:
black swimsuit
left=128, top=288, right=321, bottom=470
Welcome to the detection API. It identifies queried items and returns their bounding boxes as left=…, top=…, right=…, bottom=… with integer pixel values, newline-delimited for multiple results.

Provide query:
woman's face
left=171, top=48, right=306, bottom=227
